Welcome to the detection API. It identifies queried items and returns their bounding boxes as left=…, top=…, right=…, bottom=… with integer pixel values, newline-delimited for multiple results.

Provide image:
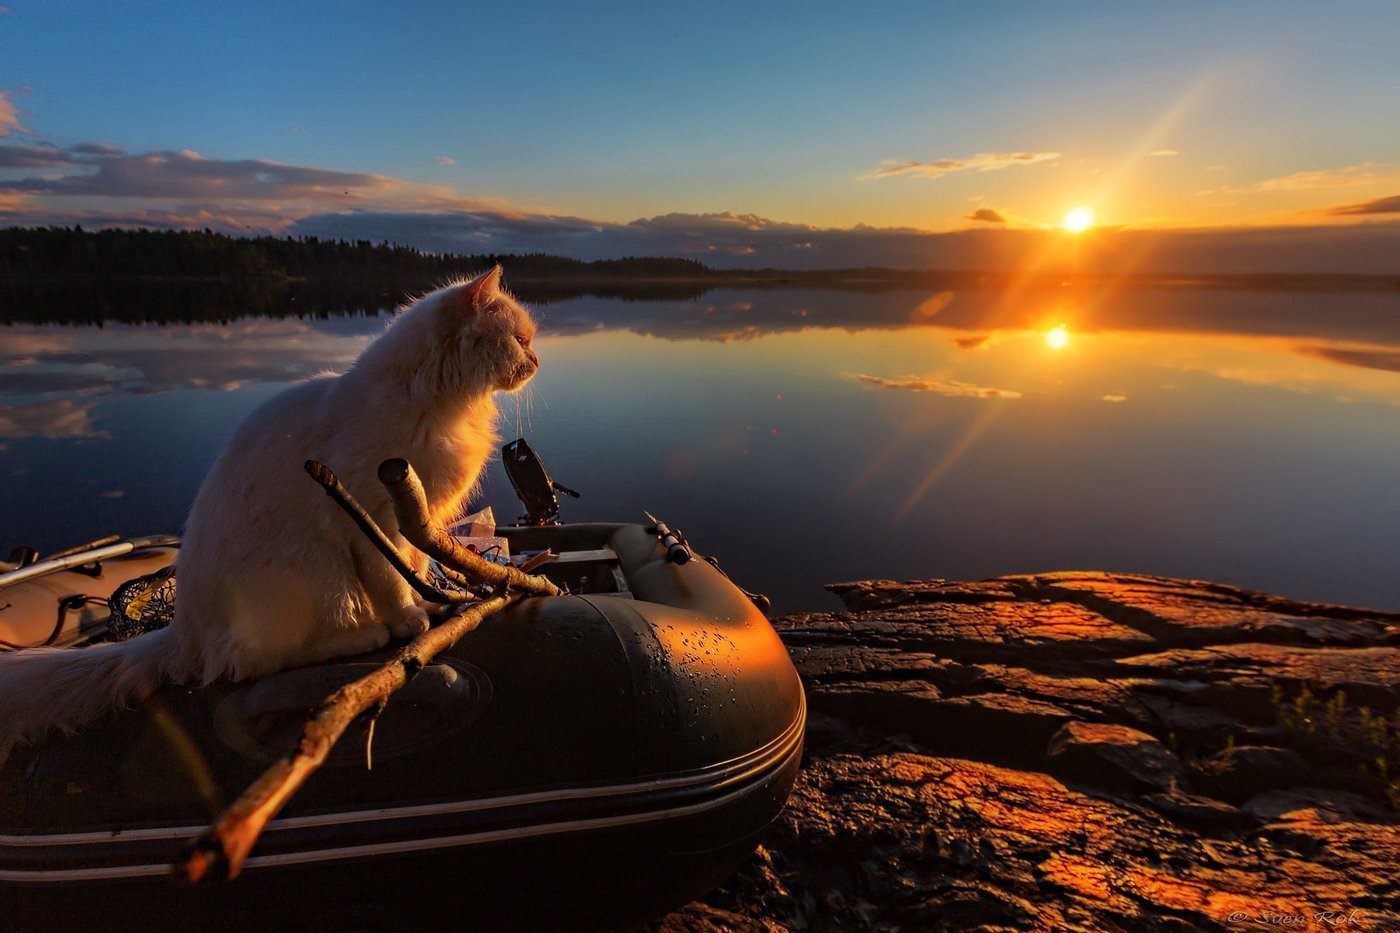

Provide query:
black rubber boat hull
left=3, top=751, right=800, bottom=931
left=0, top=524, right=805, bottom=930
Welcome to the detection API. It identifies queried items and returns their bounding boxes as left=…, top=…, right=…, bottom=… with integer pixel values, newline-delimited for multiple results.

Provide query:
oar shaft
left=0, top=536, right=179, bottom=590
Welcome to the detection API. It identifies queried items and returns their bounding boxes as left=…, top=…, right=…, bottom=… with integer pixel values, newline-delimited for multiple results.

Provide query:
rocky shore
left=656, top=572, right=1400, bottom=931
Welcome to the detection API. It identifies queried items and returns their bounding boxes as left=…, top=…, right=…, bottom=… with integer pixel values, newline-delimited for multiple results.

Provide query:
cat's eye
left=514, top=333, right=530, bottom=346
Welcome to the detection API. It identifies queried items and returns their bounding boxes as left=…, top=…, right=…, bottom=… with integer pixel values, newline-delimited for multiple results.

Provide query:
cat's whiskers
left=521, top=384, right=536, bottom=431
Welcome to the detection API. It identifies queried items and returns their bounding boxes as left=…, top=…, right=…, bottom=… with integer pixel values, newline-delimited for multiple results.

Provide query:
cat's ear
left=462, top=265, right=503, bottom=312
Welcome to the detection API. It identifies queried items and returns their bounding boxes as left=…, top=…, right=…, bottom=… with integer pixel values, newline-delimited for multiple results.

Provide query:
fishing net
left=107, top=566, right=177, bottom=641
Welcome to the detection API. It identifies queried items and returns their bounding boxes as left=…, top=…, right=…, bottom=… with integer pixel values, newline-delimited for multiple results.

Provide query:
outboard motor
left=502, top=438, right=581, bottom=526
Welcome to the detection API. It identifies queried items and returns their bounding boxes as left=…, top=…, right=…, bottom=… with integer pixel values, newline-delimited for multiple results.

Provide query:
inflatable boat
left=0, top=517, right=803, bottom=929
left=0, top=535, right=179, bottom=650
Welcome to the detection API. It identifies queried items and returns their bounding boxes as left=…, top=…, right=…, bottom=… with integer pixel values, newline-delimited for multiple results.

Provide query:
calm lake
left=3, top=283, right=1399, bottom=612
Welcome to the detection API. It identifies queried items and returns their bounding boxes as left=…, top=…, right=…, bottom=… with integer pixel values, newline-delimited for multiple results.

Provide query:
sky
left=2, top=1, right=1399, bottom=270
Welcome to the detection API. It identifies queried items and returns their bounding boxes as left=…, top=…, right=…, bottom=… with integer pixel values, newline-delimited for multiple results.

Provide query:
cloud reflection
left=3, top=285, right=1400, bottom=442
left=1295, top=345, right=1400, bottom=375
left=532, top=286, right=1400, bottom=357
left=845, top=372, right=1022, bottom=399
left=0, top=319, right=374, bottom=438
left=0, top=398, right=107, bottom=440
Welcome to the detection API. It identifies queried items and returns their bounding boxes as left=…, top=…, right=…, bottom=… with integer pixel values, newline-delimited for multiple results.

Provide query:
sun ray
left=893, top=401, right=1008, bottom=523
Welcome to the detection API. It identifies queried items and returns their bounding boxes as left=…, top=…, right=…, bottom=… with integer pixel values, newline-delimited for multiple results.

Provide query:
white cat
left=0, top=267, right=538, bottom=762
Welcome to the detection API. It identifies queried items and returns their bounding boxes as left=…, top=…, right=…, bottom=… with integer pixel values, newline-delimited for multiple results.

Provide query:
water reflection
left=3, top=284, right=1399, bottom=611
left=7, top=286, right=1400, bottom=413
left=0, top=318, right=373, bottom=405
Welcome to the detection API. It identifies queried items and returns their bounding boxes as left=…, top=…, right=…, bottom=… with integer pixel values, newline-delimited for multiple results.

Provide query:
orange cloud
left=965, top=207, right=1007, bottom=224
left=844, top=372, right=1022, bottom=399
left=0, top=90, right=24, bottom=136
left=1254, top=163, right=1382, bottom=192
left=1326, top=194, right=1400, bottom=216
left=863, top=151, right=1059, bottom=181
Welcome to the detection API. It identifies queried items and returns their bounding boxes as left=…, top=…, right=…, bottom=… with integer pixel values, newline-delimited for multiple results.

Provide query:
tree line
left=0, top=226, right=715, bottom=282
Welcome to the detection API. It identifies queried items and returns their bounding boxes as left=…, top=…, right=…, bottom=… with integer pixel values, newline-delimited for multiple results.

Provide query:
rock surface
left=654, top=572, right=1400, bottom=931
left=1046, top=720, right=1183, bottom=793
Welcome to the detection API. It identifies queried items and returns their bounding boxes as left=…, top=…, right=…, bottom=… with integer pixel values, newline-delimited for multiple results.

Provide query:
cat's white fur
left=0, top=268, right=539, bottom=763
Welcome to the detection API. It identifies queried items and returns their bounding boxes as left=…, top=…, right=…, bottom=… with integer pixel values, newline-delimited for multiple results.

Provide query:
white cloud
left=863, top=151, right=1060, bottom=181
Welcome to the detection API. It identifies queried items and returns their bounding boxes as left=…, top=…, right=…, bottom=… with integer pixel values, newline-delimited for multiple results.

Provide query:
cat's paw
left=389, top=605, right=431, bottom=639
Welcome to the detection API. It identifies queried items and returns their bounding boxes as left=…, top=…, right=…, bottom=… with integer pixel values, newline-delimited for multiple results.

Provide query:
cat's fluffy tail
left=0, top=627, right=174, bottom=765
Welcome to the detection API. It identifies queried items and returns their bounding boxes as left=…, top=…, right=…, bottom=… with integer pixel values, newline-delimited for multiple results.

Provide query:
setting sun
left=1062, top=207, right=1095, bottom=233
left=1044, top=325, right=1071, bottom=349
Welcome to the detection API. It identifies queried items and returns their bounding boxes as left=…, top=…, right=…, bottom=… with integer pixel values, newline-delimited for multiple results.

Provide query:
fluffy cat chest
left=411, top=435, right=490, bottom=504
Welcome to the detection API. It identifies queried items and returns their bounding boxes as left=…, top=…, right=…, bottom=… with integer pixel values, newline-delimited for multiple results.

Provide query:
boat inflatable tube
left=0, top=523, right=804, bottom=931
left=0, top=538, right=178, bottom=650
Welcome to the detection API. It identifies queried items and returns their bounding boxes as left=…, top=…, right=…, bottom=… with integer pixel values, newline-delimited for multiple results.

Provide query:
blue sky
left=2, top=1, right=1398, bottom=267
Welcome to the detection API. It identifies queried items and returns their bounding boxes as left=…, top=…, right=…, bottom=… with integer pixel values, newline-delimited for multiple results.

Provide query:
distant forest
left=1, top=226, right=1395, bottom=325
left=0, top=226, right=715, bottom=282
left=0, top=226, right=761, bottom=323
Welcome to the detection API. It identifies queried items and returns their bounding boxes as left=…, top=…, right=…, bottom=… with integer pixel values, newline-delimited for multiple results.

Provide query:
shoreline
left=658, top=571, right=1400, bottom=930
left=5, top=269, right=1400, bottom=293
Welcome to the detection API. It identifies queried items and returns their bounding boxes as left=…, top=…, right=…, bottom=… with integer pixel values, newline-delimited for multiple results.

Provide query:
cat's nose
left=525, top=348, right=539, bottom=368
